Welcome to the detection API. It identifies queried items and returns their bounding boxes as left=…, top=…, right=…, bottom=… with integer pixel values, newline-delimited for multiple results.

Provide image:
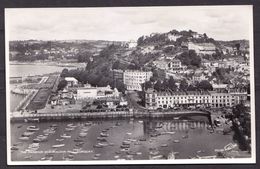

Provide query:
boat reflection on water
left=11, top=115, right=237, bottom=161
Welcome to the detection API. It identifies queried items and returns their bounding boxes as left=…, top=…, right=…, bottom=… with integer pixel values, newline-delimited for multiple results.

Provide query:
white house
left=123, top=70, right=153, bottom=91
left=65, top=77, right=78, bottom=87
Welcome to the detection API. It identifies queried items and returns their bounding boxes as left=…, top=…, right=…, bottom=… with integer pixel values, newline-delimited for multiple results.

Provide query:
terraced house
left=145, top=88, right=247, bottom=109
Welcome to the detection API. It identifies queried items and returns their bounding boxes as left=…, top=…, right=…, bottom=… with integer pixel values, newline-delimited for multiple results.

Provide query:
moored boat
left=19, top=136, right=30, bottom=141
left=173, top=140, right=180, bottom=143
left=224, top=143, right=237, bottom=151
left=60, top=134, right=71, bottom=138
left=100, top=132, right=109, bottom=137
left=22, top=131, right=35, bottom=136
left=52, top=144, right=65, bottom=148
left=27, top=126, right=39, bottom=131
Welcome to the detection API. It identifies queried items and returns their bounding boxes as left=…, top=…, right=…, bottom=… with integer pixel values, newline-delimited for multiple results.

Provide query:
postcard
left=5, top=5, right=255, bottom=165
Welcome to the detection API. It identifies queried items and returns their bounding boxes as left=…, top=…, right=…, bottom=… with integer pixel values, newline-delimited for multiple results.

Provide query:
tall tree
left=168, top=77, right=177, bottom=91
left=180, top=79, right=189, bottom=91
left=197, top=80, right=213, bottom=91
left=154, top=80, right=163, bottom=91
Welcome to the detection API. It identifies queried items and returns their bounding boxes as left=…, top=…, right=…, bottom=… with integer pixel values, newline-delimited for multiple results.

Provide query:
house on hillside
left=188, top=42, right=216, bottom=55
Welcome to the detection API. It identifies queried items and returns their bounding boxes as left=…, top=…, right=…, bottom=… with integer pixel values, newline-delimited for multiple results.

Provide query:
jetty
left=10, top=110, right=211, bottom=123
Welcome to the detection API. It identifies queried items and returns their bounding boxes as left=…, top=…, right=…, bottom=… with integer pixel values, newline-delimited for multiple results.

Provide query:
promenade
left=10, top=110, right=211, bottom=122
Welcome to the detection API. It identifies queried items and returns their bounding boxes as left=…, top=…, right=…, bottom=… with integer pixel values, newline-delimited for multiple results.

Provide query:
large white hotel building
left=123, top=70, right=153, bottom=91
left=145, top=88, right=247, bottom=109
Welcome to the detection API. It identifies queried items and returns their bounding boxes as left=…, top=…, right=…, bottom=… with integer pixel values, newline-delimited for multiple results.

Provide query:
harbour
left=11, top=117, right=237, bottom=161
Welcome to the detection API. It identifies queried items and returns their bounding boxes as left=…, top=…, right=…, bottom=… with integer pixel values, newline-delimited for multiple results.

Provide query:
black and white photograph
left=5, top=6, right=255, bottom=165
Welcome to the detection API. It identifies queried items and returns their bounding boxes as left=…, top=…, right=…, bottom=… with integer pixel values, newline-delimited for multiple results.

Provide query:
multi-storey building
left=153, top=58, right=186, bottom=73
left=77, top=84, right=119, bottom=100
left=123, top=70, right=153, bottom=91
left=145, top=88, right=247, bottom=109
left=112, top=69, right=124, bottom=84
left=188, top=42, right=216, bottom=55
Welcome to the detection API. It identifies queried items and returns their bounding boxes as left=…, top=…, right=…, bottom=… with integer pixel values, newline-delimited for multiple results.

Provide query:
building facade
left=65, top=77, right=78, bottom=87
left=77, top=84, right=119, bottom=100
left=123, top=70, right=153, bottom=91
left=188, top=42, right=216, bottom=55
left=145, top=88, right=247, bottom=109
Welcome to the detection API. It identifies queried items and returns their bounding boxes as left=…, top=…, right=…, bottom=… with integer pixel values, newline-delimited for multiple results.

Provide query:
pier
left=10, top=110, right=211, bottom=123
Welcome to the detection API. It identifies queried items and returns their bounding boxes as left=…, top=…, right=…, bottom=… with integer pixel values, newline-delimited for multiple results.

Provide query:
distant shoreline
left=9, top=61, right=85, bottom=68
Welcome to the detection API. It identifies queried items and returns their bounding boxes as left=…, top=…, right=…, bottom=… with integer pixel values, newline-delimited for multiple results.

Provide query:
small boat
left=97, top=137, right=107, bottom=142
left=92, top=156, right=99, bottom=160
left=56, top=138, right=64, bottom=142
left=224, top=143, right=237, bottom=151
left=138, top=120, right=143, bottom=124
left=161, top=144, right=168, bottom=147
left=27, top=126, right=39, bottom=131
left=22, top=131, right=35, bottom=136
left=68, top=149, right=80, bottom=154
left=94, top=153, right=101, bottom=157
left=52, top=144, right=65, bottom=148
left=65, top=127, right=75, bottom=131
left=43, top=129, right=55, bottom=134
left=11, top=146, right=19, bottom=151
left=28, top=143, right=40, bottom=149
left=120, top=148, right=130, bottom=152
left=67, top=123, right=77, bottom=127
left=19, top=136, right=30, bottom=141
left=75, top=142, right=84, bottom=147
left=114, top=155, right=120, bottom=159
left=173, top=140, right=180, bottom=143
left=93, top=144, right=103, bottom=148
left=13, top=142, right=23, bottom=146
left=190, top=126, right=196, bottom=129
left=74, top=138, right=84, bottom=142
left=17, top=125, right=23, bottom=128
left=98, top=142, right=109, bottom=147
left=100, top=132, right=109, bottom=137
left=136, top=152, right=142, bottom=155
left=151, top=155, right=163, bottom=160
left=37, top=135, right=48, bottom=140
left=40, top=156, right=53, bottom=161
left=85, top=122, right=92, bottom=126
left=24, top=155, right=32, bottom=160
left=150, top=150, right=160, bottom=156
left=33, top=139, right=41, bottom=143
left=79, top=132, right=87, bottom=137
left=60, top=134, right=71, bottom=138
left=127, top=138, right=137, bottom=142
left=26, top=118, right=40, bottom=123
left=126, top=132, right=132, bottom=135
left=122, top=141, right=131, bottom=145
left=121, top=144, right=130, bottom=148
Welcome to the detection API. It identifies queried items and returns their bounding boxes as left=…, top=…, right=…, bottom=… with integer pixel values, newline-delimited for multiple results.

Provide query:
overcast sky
left=5, top=6, right=253, bottom=41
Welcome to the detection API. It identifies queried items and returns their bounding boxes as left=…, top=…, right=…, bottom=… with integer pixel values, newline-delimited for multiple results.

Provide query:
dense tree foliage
left=179, top=79, right=189, bottom=91
left=177, top=50, right=201, bottom=67
left=196, top=80, right=213, bottom=91
left=153, top=77, right=177, bottom=92
left=57, top=79, right=68, bottom=90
